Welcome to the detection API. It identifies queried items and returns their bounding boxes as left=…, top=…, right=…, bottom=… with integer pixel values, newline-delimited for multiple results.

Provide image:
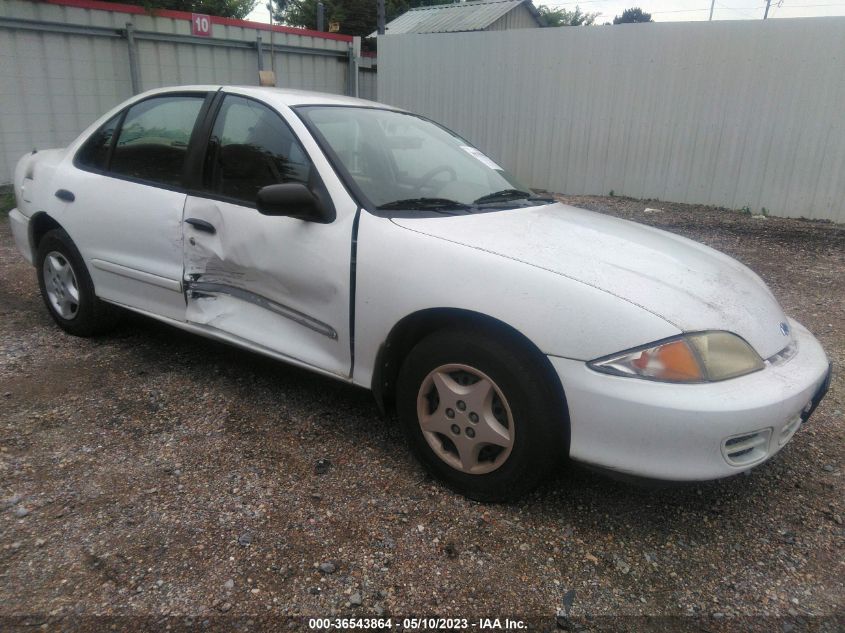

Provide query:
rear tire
left=36, top=229, right=119, bottom=337
left=396, top=328, right=566, bottom=502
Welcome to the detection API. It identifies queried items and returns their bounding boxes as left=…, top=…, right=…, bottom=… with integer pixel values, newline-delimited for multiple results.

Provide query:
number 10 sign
left=191, top=13, right=213, bottom=37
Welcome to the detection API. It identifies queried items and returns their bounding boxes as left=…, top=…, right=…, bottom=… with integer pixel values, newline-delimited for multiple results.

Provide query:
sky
left=247, top=0, right=845, bottom=26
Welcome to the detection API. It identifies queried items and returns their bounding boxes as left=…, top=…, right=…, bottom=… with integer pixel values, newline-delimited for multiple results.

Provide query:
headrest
left=219, top=144, right=273, bottom=179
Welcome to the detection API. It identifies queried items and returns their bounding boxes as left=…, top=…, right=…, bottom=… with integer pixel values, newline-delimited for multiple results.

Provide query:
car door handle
left=184, top=218, right=216, bottom=234
left=55, top=189, right=75, bottom=202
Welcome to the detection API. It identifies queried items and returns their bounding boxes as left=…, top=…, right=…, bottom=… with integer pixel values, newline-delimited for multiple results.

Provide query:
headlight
left=588, top=332, right=764, bottom=383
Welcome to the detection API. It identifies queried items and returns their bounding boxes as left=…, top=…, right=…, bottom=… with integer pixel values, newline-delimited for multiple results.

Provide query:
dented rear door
left=182, top=94, right=355, bottom=378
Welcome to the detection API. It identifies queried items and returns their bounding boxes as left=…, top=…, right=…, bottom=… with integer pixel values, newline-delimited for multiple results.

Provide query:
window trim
left=72, top=91, right=214, bottom=194
left=72, top=110, right=126, bottom=175
left=292, top=104, right=389, bottom=215
left=187, top=91, right=335, bottom=222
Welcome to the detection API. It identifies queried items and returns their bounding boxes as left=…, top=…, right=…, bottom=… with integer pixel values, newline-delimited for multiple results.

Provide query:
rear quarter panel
left=14, top=148, right=67, bottom=220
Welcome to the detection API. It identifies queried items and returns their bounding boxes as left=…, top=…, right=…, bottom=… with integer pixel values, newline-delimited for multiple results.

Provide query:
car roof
left=136, top=84, right=397, bottom=110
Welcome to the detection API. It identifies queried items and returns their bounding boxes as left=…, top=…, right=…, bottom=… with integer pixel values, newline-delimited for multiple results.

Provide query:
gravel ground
left=1, top=196, right=843, bottom=632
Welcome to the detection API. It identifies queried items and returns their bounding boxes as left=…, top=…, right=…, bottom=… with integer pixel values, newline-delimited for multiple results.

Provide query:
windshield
left=297, top=106, right=549, bottom=211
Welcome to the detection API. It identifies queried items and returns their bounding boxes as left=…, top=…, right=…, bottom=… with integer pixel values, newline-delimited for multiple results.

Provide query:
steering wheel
left=417, top=165, right=457, bottom=193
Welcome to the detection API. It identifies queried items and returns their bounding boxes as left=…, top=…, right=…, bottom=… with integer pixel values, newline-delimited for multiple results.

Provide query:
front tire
left=36, top=229, right=118, bottom=337
left=396, top=328, right=566, bottom=502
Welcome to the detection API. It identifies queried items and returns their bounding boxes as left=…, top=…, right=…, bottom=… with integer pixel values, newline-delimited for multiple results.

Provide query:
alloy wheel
left=42, top=251, right=80, bottom=320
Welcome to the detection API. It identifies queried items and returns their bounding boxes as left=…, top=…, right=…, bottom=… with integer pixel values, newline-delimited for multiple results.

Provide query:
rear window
left=75, top=113, right=121, bottom=172
left=109, top=96, right=204, bottom=188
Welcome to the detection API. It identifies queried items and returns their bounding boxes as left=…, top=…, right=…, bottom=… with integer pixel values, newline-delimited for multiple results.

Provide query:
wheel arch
left=371, top=307, right=570, bottom=452
left=29, top=212, right=65, bottom=255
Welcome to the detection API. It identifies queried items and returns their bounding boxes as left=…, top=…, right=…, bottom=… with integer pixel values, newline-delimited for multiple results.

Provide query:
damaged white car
left=8, top=86, right=831, bottom=500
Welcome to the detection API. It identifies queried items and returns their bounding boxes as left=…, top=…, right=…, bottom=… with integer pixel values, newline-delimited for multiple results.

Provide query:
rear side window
left=202, top=95, right=312, bottom=205
left=76, top=113, right=121, bottom=171
left=110, top=96, right=204, bottom=188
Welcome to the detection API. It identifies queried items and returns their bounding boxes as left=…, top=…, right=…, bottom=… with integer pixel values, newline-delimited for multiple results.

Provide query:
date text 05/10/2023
left=307, top=617, right=527, bottom=630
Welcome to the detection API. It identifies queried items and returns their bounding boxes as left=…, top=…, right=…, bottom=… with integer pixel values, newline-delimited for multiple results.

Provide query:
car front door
left=182, top=93, right=355, bottom=378
left=65, top=92, right=209, bottom=321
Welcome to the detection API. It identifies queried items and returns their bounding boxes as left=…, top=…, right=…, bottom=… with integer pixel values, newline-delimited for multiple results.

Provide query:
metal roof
left=371, top=0, right=542, bottom=37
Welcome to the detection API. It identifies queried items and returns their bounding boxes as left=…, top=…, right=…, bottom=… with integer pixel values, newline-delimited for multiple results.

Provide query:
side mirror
left=256, top=183, right=333, bottom=223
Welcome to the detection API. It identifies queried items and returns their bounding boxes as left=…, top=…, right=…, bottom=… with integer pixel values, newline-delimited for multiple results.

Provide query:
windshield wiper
left=376, top=197, right=471, bottom=211
left=473, top=189, right=532, bottom=204
left=473, top=189, right=555, bottom=205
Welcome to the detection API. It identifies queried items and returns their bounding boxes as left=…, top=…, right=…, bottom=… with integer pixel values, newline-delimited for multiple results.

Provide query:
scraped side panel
left=182, top=196, right=353, bottom=377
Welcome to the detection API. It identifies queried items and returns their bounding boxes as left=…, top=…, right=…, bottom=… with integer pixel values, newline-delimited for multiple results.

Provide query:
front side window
left=76, top=113, right=121, bottom=171
left=297, top=106, right=539, bottom=211
left=110, top=95, right=204, bottom=187
left=202, top=95, right=312, bottom=205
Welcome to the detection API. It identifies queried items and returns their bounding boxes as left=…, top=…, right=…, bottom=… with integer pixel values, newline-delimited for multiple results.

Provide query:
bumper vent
left=722, top=429, right=771, bottom=467
left=779, top=413, right=804, bottom=447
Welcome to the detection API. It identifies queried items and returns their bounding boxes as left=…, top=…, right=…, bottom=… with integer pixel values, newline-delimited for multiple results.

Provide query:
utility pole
left=377, top=0, right=385, bottom=34
left=317, top=1, right=325, bottom=31
left=266, top=2, right=276, bottom=75
left=764, top=0, right=772, bottom=18
left=708, top=0, right=715, bottom=20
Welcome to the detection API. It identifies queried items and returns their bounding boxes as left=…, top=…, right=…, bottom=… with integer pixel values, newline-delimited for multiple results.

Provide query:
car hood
left=390, top=202, right=791, bottom=359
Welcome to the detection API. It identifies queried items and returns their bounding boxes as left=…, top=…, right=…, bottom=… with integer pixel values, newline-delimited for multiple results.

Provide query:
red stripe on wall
left=42, top=0, right=354, bottom=42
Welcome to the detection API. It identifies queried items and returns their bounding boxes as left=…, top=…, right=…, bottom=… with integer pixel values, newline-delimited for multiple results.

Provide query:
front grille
left=722, top=428, right=771, bottom=466
left=767, top=341, right=798, bottom=366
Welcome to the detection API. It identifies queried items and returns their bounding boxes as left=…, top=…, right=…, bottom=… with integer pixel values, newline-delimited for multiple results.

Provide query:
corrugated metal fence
left=379, top=19, right=845, bottom=222
left=0, top=0, right=377, bottom=182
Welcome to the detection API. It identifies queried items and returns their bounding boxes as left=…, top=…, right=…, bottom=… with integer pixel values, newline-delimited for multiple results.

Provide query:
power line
left=716, top=0, right=765, bottom=16
left=778, top=2, right=845, bottom=6
left=540, top=0, right=845, bottom=7
left=652, top=5, right=765, bottom=13
left=538, top=1, right=620, bottom=5
left=537, top=0, right=845, bottom=16
left=650, top=7, right=712, bottom=12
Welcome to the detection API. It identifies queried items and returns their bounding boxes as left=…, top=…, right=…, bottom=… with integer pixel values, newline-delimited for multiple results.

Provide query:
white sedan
left=8, top=86, right=831, bottom=501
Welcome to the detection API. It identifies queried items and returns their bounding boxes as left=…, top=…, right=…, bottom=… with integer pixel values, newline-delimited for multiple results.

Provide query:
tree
left=266, top=0, right=288, bottom=18
left=275, top=0, right=452, bottom=37
left=537, top=5, right=599, bottom=26
left=612, top=7, right=653, bottom=23
left=102, top=0, right=258, bottom=19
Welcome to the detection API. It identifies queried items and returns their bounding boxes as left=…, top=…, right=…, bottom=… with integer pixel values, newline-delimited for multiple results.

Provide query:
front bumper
left=8, top=208, right=34, bottom=265
left=551, top=318, right=830, bottom=481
